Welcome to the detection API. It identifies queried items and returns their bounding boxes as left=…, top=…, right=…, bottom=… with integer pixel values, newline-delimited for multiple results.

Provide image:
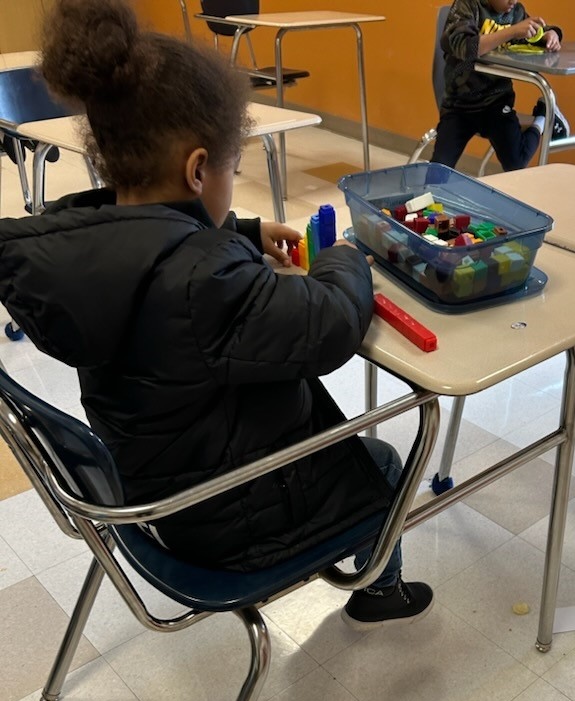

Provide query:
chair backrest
left=0, top=67, right=80, bottom=130
left=432, top=6, right=451, bottom=112
left=200, top=0, right=259, bottom=37
left=0, top=368, right=124, bottom=509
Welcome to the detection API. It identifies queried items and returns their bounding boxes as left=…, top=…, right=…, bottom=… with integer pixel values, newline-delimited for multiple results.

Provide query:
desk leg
left=352, top=23, right=370, bottom=173
left=274, top=29, right=288, bottom=201
left=274, top=24, right=372, bottom=201
left=537, top=347, right=575, bottom=652
left=260, top=133, right=286, bottom=223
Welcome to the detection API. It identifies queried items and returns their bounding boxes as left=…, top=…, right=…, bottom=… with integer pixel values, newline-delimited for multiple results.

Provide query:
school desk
left=0, top=51, right=38, bottom=70
left=360, top=165, right=575, bottom=652
left=195, top=11, right=386, bottom=198
left=14, top=103, right=322, bottom=219
left=475, top=42, right=575, bottom=165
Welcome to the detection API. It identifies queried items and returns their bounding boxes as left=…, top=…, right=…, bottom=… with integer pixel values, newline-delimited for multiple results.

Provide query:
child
left=431, top=0, right=570, bottom=172
left=0, top=0, right=432, bottom=630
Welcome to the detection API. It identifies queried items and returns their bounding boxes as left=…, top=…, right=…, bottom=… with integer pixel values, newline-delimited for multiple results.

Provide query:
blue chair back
left=0, top=67, right=80, bottom=130
left=0, top=368, right=123, bottom=506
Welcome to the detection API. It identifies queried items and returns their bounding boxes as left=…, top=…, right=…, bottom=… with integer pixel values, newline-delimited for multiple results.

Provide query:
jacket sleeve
left=221, top=212, right=263, bottom=252
left=188, top=234, right=374, bottom=384
left=441, top=0, right=482, bottom=61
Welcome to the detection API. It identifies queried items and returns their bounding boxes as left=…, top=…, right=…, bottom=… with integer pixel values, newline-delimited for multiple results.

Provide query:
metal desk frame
left=475, top=43, right=575, bottom=164
left=195, top=12, right=385, bottom=199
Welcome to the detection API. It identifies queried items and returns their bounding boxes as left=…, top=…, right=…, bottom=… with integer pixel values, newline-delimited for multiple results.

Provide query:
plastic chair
left=0, top=366, right=438, bottom=699
left=189, top=0, right=310, bottom=89
left=0, top=66, right=100, bottom=215
left=408, top=6, right=532, bottom=176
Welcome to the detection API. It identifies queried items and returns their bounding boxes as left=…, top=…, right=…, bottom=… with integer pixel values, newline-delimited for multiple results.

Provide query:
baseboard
left=251, top=93, right=502, bottom=177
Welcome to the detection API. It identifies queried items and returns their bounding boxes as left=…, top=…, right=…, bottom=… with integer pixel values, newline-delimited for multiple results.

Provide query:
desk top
left=0, top=52, right=38, bottom=70
left=16, top=103, right=321, bottom=150
left=223, top=11, right=386, bottom=28
left=482, top=164, right=573, bottom=251
left=478, top=41, right=575, bottom=75
left=361, top=166, right=575, bottom=396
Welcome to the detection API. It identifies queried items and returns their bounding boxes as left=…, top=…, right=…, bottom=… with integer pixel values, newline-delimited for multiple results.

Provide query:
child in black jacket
left=431, top=0, right=569, bottom=171
left=0, top=0, right=433, bottom=631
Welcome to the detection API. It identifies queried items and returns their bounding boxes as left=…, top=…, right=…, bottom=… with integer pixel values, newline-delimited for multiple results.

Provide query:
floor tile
left=400, top=502, right=514, bottom=588
left=435, top=537, right=575, bottom=676
left=104, top=612, right=317, bottom=701
left=16, top=658, right=138, bottom=701
left=542, top=647, right=575, bottom=699
left=323, top=603, right=536, bottom=701
left=0, top=577, right=99, bottom=701
left=0, top=490, right=87, bottom=573
left=37, top=550, right=188, bottom=654
left=455, top=440, right=574, bottom=534
left=262, top=578, right=365, bottom=664
left=0, top=534, right=31, bottom=590
left=520, top=497, right=575, bottom=571
left=268, top=667, right=357, bottom=701
left=514, top=678, right=571, bottom=701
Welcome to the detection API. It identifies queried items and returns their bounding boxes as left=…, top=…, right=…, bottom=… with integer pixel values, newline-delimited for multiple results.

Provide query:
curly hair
left=41, top=0, right=251, bottom=189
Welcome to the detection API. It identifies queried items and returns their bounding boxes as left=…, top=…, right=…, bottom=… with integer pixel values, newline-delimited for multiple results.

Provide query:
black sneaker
left=341, top=577, right=434, bottom=631
left=532, top=98, right=570, bottom=140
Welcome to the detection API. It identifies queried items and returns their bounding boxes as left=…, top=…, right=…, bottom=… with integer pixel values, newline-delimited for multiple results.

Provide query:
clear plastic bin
left=338, top=163, right=553, bottom=307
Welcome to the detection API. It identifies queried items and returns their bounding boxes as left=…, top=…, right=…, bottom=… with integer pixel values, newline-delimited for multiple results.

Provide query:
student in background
left=431, top=0, right=569, bottom=171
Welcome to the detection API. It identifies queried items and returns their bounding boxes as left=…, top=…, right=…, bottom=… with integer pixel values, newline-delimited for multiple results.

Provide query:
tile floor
left=1, top=127, right=575, bottom=701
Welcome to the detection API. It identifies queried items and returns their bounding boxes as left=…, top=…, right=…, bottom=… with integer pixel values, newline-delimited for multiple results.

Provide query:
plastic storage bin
left=338, top=163, right=553, bottom=308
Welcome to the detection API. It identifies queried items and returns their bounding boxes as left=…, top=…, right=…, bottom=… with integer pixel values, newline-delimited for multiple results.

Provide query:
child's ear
left=185, top=148, right=208, bottom=196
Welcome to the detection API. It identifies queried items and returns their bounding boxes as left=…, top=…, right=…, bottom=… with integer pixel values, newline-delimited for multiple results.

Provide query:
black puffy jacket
left=0, top=190, right=392, bottom=570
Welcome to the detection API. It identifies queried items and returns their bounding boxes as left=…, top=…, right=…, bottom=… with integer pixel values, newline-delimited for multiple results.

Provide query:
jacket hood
left=0, top=189, right=210, bottom=368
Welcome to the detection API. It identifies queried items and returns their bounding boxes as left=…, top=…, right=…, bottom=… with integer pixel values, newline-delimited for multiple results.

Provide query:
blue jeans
left=354, top=437, right=403, bottom=588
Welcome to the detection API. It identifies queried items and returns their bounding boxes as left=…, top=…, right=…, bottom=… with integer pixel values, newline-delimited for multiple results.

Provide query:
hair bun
left=41, top=0, right=147, bottom=103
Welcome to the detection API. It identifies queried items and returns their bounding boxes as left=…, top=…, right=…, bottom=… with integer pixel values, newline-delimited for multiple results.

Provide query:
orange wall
left=136, top=0, right=575, bottom=164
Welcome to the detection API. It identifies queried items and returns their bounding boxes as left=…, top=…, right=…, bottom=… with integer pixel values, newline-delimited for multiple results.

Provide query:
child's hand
left=513, top=17, right=545, bottom=41
left=543, top=30, right=561, bottom=52
left=260, top=221, right=302, bottom=267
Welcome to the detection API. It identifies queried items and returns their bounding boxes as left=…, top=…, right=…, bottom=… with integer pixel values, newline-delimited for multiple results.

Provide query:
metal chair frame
left=0, top=366, right=438, bottom=700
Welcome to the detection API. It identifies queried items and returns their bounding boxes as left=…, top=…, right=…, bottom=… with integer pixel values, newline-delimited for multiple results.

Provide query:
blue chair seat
left=112, top=512, right=382, bottom=612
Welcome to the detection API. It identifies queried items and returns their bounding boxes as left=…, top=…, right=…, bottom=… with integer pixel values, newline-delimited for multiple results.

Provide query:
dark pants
left=430, top=96, right=540, bottom=172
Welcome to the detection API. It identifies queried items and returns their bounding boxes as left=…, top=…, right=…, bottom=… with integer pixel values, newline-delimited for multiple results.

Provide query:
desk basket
left=338, top=163, right=553, bottom=308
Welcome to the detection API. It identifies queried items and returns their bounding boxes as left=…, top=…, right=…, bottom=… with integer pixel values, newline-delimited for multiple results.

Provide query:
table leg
left=260, top=133, right=286, bottom=223
left=537, top=346, right=575, bottom=652
left=274, top=29, right=288, bottom=201
left=274, top=24, right=373, bottom=201
left=352, top=23, right=370, bottom=172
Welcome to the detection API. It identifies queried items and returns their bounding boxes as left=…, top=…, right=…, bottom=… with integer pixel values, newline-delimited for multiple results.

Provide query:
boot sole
left=340, top=594, right=434, bottom=632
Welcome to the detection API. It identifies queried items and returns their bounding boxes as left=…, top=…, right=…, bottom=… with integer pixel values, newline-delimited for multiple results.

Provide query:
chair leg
left=478, top=146, right=495, bottom=177
left=408, top=128, right=438, bottom=164
left=233, top=607, right=271, bottom=701
left=41, top=556, right=106, bottom=701
left=13, top=140, right=33, bottom=213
